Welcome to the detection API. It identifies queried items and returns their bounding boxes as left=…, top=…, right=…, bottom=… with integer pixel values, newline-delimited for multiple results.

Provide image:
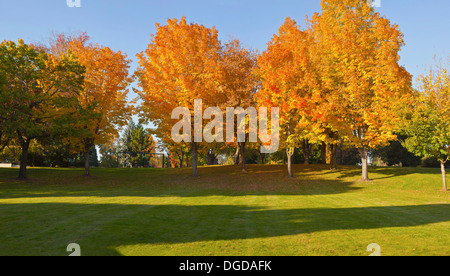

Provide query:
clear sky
left=1, top=0, right=449, bottom=94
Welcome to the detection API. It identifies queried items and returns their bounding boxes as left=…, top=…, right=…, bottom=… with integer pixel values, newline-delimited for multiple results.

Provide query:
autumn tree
left=163, top=139, right=191, bottom=168
left=0, top=39, right=84, bottom=180
left=49, top=34, right=134, bottom=176
left=403, top=60, right=450, bottom=191
left=220, top=39, right=259, bottom=172
left=136, top=17, right=224, bottom=177
left=309, top=0, right=413, bottom=181
left=256, top=18, right=320, bottom=178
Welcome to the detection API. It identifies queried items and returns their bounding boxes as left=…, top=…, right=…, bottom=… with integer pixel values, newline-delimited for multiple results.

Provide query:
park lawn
left=0, top=164, right=448, bottom=256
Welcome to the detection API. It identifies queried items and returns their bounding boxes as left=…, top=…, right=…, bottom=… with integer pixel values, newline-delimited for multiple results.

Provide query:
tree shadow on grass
left=333, top=165, right=447, bottom=181
left=0, top=165, right=446, bottom=200
left=235, top=164, right=438, bottom=182
left=298, top=164, right=446, bottom=181
left=0, top=165, right=363, bottom=198
left=0, top=202, right=448, bottom=255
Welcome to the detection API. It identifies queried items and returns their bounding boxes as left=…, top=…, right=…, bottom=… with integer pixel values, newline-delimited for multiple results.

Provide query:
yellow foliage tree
left=220, top=39, right=259, bottom=172
left=310, top=0, right=413, bottom=181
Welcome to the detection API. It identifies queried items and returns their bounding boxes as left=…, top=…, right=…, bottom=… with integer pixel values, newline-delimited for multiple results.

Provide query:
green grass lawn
left=0, top=164, right=448, bottom=256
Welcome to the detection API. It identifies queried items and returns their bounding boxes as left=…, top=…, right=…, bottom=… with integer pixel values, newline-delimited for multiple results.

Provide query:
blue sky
left=1, top=0, right=449, bottom=97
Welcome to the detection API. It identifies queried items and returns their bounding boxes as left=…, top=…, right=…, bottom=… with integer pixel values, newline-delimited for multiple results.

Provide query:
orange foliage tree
left=255, top=18, right=321, bottom=178
left=220, top=39, right=259, bottom=172
left=309, top=0, right=413, bottom=181
left=136, top=17, right=224, bottom=177
left=50, top=33, right=134, bottom=176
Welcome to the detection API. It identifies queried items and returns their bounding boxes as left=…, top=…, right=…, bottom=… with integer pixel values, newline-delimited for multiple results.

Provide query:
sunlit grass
left=0, top=165, right=448, bottom=256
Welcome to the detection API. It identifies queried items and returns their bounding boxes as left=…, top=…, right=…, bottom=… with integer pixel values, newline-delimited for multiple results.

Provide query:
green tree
left=0, top=39, right=84, bottom=180
left=0, top=72, right=11, bottom=152
left=335, top=147, right=361, bottom=166
left=371, top=135, right=422, bottom=167
left=403, top=60, right=450, bottom=191
left=99, top=143, right=119, bottom=168
left=89, top=146, right=99, bottom=168
left=43, top=140, right=74, bottom=167
left=120, top=120, right=155, bottom=167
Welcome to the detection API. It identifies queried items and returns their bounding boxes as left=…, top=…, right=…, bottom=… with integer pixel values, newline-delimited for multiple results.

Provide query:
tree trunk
left=179, top=151, right=185, bottom=168
left=84, top=150, right=91, bottom=177
left=191, top=142, right=198, bottom=177
left=18, top=139, right=31, bottom=180
left=326, top=143, right=331, bottom=164
left=234, top=146, right=240, bottom=165
left=359, top=148, right=370, bottom=181
left=260, top=152, right=266, bottom=165
left=207, top=152, right=216, bottom=166
left=329, top=144, right=338, bottom=170
left=321, top=142, right=327, bottom=164
left=287, top=147, right=294, bottom=178
left=83, top=140, right=94, bottom=177
left=239, top=142, right=246, bottom=172
left=441, top=161, right=447, bottom=191
left=302, top=140, right=310, bottom=165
